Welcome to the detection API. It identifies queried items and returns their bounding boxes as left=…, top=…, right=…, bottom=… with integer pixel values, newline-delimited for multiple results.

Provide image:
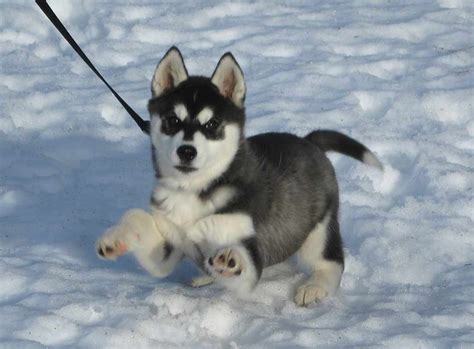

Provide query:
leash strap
left=36, top=0, right=150, bottom=135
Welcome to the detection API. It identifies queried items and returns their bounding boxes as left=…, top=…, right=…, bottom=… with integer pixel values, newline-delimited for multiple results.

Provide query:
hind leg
left=295, top=212, right=344, bottom=306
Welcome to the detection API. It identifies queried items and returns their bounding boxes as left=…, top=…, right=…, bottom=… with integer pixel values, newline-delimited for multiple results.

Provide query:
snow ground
left=1, top=0, right=473, bottom=347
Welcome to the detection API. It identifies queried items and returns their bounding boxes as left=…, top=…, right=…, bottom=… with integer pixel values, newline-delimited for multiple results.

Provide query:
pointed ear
left=151, top=46, right=188, bottom=97
left=211, top=53, right=246, bottom=108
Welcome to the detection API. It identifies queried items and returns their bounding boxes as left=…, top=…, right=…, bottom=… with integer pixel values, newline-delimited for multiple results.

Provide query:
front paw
left=96, top=224, right=136, bottom=260
left=96, top=238, right=129, bottom=260
left=96, top=209, right=157, bottom=261
left=206, top=248, right=243, bottom=277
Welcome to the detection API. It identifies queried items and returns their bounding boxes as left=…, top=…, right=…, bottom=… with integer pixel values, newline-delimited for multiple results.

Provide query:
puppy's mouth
left=174, top=165, right=197, bottom=173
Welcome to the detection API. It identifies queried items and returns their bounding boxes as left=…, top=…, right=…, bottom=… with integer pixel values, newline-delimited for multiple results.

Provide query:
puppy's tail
left=305, top=130, right=383, bottom=170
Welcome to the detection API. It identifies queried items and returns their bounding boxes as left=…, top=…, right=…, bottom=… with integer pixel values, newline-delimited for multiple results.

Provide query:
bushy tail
left=305, top=130, right=383, bottom=170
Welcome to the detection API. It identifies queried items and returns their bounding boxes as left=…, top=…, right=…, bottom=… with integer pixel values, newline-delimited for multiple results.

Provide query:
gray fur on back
left=200, top=132, right=339, bottom=267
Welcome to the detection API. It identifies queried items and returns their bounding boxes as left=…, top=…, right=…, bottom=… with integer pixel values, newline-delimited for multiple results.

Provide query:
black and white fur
left=96, top=47, right=382, bottom=306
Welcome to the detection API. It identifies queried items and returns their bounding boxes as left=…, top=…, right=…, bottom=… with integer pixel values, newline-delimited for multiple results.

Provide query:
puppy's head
left=148, top=47, right=246, bottom=191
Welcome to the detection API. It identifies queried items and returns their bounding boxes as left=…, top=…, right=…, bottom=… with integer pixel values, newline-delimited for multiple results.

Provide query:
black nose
left=177, top=145, right=197, bottom=162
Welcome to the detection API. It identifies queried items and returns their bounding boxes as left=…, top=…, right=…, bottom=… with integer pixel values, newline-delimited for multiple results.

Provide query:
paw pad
left=96, top=240, right=128, bottom=260
left=208, top=248, right=243, bottom=277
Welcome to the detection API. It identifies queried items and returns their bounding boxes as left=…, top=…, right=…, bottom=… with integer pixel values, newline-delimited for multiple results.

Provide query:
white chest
left=151, top=184, right=236, bottom=227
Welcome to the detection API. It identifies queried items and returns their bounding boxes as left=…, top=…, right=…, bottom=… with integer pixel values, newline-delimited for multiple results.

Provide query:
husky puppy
left=96, top=47, right=382, bottom=306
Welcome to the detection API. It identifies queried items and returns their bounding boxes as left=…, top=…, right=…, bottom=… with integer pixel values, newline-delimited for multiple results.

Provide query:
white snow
left=1, top=0, right=473, bottom=347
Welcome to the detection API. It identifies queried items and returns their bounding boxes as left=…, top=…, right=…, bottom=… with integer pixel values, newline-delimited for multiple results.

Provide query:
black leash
left=35, top=0, right=150, bottom=135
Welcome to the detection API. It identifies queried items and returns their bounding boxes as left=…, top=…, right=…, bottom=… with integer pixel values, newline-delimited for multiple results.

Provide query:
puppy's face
left=147, top=47, right=246, bottom=191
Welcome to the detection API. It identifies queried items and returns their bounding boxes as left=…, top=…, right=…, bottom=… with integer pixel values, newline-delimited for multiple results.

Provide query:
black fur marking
left=242, top=237, right=263, bottom=279
left=323, top=212, right=345, bottom=266
left=305, top=130, right=369, bottom=164
left=148, top=77, right=244, bottom=141
left=182, top=122, right=199, bottom=141
left=162, top=242, right=174, bottom=261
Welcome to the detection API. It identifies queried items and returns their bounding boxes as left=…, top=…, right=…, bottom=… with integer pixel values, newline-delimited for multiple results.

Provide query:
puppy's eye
left=161, top=112, right=182, bottom=135
left=167, top=114, right=181, bottom=126
left=204, top=119, right=219, bottom=131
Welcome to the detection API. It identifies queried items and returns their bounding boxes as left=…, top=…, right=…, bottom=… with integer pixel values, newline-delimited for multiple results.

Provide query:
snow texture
left=1, top=0, right=473, bottom=347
